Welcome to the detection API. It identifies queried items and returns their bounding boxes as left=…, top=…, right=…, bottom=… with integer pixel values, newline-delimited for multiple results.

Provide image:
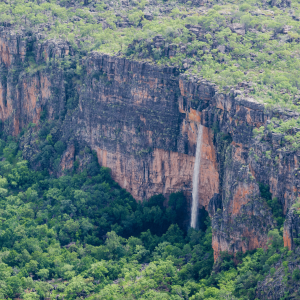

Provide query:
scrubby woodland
left=1, top=0, right=300, bottom=299
left=2, top=0, right=300, bottom=147
left=2, top=0, right=300, bottom=109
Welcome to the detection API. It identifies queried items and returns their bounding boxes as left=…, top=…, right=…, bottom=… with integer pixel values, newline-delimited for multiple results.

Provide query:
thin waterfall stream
left=190, top=124, right=203, bottom=229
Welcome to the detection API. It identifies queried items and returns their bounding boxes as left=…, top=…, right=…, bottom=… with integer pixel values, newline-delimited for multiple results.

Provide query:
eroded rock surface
left=284, top=208, right=300, bottom=250
left=1, top=28, right=299, bottom=260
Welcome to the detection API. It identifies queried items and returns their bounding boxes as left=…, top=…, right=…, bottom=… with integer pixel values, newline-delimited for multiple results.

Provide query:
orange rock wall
left=1, top=31, right=295, bottom=261
left=179, top=76, right=275, bottom=260
left=210, top=142, right=271, bottom=259
left=92, top=125, right=219, bottom=203
left=0, top=30, right=68, bottom=135
left=283, top=208, right=300, bottom=251
left=199, top=126, right=219, bottom=208
left=283, top=228, right=292, bottom=249
left=0, top=72, right=52, bottom=135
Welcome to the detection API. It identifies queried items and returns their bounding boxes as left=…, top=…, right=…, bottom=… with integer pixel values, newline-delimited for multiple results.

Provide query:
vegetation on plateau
left=2, top=0, right=300, bottom=111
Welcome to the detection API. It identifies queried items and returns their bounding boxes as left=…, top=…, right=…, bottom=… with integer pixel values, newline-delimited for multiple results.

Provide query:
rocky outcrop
left=0, top=29, right=67, bottom=136
left=284, top=208, right=300, bottom=250
left=60, top=144, right=75, bottom=172
left=1, top=27, right=300, bottom=260
left=73, top=52, right=220, bottom=202
left=179, top=78, right=277, bottom=258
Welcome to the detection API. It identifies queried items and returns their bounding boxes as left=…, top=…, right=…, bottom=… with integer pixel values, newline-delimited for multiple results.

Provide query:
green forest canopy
left=0, top=130, right=295, bottom=300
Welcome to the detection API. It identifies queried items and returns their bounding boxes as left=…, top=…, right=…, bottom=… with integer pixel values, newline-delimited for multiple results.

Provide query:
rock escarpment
left=1, top=28, right=300, bottom=259
left=284, top=208, right=300, bottom=250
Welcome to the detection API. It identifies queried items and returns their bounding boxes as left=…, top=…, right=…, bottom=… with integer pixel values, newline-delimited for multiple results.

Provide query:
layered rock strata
left=1, top=28, right=300, bottom=259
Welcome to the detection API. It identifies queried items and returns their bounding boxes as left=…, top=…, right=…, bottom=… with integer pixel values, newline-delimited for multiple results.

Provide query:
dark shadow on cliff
left=259, top=182, right=284, bottom=228
left=195, top=206, right=209, bottom=232
left=140, top=192, right=188, bottom=236
left=214, top=131, right=233, bottom=194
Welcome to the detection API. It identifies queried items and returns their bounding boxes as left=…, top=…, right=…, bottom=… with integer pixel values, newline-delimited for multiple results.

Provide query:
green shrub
left=293, top=268, right=300, bottom=281
left=270, top=267, right=276, bottom=276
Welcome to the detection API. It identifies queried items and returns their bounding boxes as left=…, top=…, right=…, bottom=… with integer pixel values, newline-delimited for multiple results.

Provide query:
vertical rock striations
left=1, top=28, right=300, bottom=259
left=284, top=208, right=300, bottom=250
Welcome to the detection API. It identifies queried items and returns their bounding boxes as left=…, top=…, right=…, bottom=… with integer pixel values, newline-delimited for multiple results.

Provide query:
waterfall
left=190, top=124, right=203, bottom=229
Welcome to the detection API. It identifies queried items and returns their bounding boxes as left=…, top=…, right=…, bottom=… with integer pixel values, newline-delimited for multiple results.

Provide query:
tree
left=89, top=262, right=108, bottom=280
left=293, top=268, right=300, bottom=281
left=25, top=260, right=39, bottom=274
left=6, top=276, right=23, bottom=298
left=65, top=276, right=91, bottom=300
left=267, top=229, right=283, bottom=249
left=105, top=231, right=126, bottom=259
left=54, top=141, right=66, bottom=155
left=37, top=268, right=49, bottom=280
left=0, top=263, right=12, bottom=280
left=25, top=187, right=38, bottom=202
left=23, top=292, right=40, bottom=300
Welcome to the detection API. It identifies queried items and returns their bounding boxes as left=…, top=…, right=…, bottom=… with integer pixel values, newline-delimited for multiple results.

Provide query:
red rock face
left=283, top=208, right=300, bottom=251
left=199, top=127, right=219, bottom=208
left=179, top=76, right=274, bottom=257
left=209, top=141, right=273, bottom=260
left=92, top=125, right=219, bottom=203
left=0, top=72, right=52, bottom=136
left=95, top=147, right=194, bottom=200
left=60, top=144, right=75, bottom=172
left=283, top=228, right=292, bottom=249
left=2, top=30, right=298, bottom=261
left=0, top=32, right=220, bottom=215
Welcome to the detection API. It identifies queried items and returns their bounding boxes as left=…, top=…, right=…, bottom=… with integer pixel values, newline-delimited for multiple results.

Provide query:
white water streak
left=190, top=124, right=203, bottom=229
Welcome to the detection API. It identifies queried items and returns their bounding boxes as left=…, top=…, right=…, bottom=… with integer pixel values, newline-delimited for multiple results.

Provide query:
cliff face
left=76, top=53, right=220, bottom=204
left=0, top=30, right=66, bottom=136
left=284, top=208, right=300, bottom=250
left=1, top=28, right=300, bottom=259
left=180, top=80, right=276, bottom=258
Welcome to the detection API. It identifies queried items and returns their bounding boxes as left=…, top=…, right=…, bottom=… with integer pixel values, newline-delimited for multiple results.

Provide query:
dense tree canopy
left=0, top=132, right=294, bottom=300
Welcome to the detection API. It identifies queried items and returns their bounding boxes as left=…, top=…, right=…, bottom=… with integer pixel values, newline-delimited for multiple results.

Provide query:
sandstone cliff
left=1, top=27, right=299, bottom=260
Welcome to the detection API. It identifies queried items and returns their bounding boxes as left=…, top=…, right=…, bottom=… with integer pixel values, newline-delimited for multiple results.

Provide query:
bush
left=54, top=141, right=66, bottom=155
left=292, top=268, right=300, bottom=281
